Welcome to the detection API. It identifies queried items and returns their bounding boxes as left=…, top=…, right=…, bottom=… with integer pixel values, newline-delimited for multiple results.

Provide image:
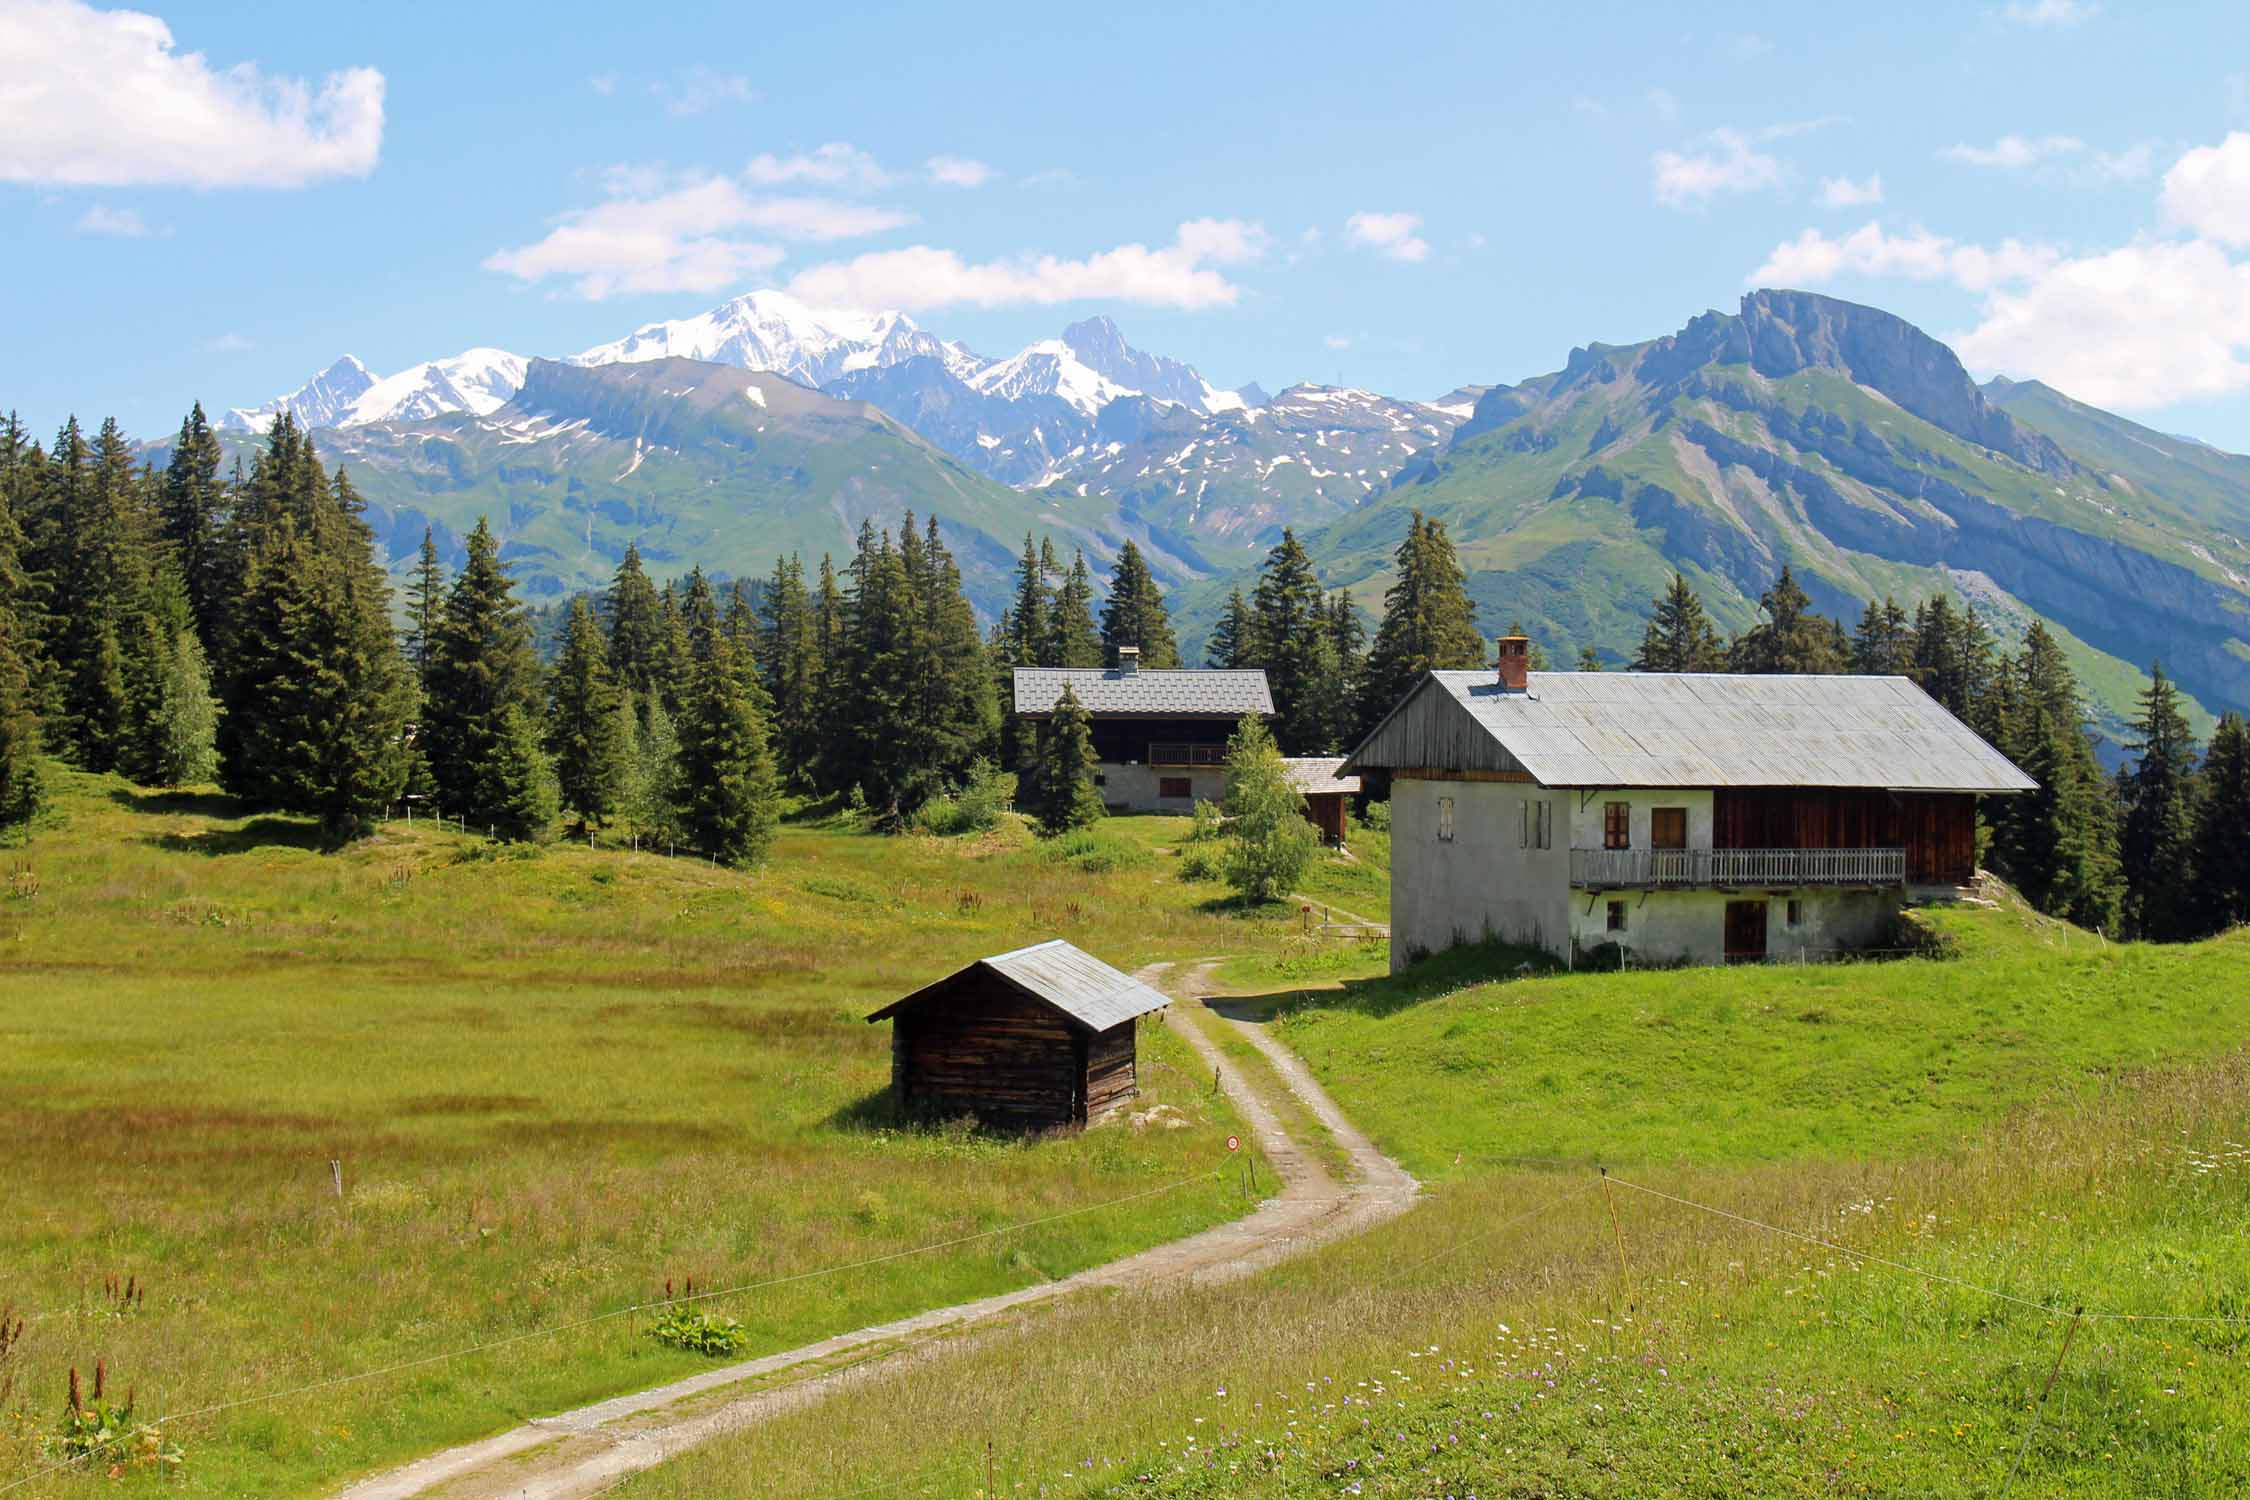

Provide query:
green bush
left=1177, top=847, right=1220, bottom=881
left=1188, top=798, right=1225, bottom=842
left=646, top=1305, right=750, bottom=1356
left=1358, top=797, right=1391, bottom=833
left=916, top=759, right=1015, bottom=836
left=1039, top=828, right=1148, bottom=875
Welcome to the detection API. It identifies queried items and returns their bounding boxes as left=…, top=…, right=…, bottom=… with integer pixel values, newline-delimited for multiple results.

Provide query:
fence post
left=2001, top=1307, right=2084, bottom=1498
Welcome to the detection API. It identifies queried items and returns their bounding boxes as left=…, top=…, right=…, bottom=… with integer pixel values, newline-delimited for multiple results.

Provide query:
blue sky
left=6, top=0, right=2250, bottom=447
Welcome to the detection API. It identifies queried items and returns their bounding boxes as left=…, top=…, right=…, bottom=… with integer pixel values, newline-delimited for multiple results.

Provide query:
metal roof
left=1281, top=757, right=1360, bottom=796
left=1343, top=671, right=2036, bottom=794
left=865, top=939, right=1173, bottom=1032
left=1013, top=667, right=1274, bottom=717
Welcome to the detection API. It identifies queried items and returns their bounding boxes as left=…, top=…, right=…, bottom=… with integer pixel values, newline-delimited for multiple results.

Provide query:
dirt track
left=330, top=961, right=1417, bottom=1500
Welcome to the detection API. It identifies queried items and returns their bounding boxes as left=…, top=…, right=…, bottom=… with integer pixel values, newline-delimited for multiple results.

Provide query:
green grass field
left=616, top=896, right=2250, bottom=1500
left=0, top=775, right=1307, bottom=1496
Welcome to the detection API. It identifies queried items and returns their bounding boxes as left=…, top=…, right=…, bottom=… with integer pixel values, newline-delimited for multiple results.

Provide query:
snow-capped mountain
left=1060, top=316, right=1250, bottom=415
left=222, top=349, right=528, bottom=431
left=568, top=290, right=976, bottom=390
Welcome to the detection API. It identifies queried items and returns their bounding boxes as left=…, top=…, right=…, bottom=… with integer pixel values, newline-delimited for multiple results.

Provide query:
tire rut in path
left=330, top=960, right=1417, bottom=1500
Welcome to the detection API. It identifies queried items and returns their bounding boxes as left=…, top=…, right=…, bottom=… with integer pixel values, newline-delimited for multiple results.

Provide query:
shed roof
left=1281, top=757, right=1360, bottom=796
left=1342, top=671, right=2035, bottom=794
left=1013, top=667, right=1274, bottom=718
left=865, top=939, right=1173, bottom=1032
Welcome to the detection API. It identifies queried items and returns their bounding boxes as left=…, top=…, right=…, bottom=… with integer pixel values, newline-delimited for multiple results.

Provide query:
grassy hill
left=618, top=894, right=2250, bottom=1500
left=0, top=773, right=1295, bottom=1496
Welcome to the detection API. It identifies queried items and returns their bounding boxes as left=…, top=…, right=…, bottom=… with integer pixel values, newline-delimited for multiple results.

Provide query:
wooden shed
left=1283, top=758, right=1360, bottom=845
left=864, top=940, right=1171, bottom=1130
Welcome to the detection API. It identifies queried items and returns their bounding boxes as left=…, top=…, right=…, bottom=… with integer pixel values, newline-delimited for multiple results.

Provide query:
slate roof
left=865, top=940, right=1173, bottom=1032
left=1013, top=667, right=1274, bottom=717
left=1282, top=757, right=1360, bottom=796
left=1343, top=671, right=2036, bottom=794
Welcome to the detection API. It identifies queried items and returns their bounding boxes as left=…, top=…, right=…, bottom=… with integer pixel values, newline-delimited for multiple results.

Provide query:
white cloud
left=1819, top=173, right=1884, bottom=207
left=1344, top=211, right=1429, bottom=263
left=1749, top=220, right=2061, bottom=293
left=75, top=204, right=146, bottom=236
left=925, top=155, right=993, bottom=189
left=2092, top=142, right=2155, bottom=181
left=1941, top=133, right=2083, bottom=169
left=2002, top=0, right=2096, bottom=24
left=205, top=332, right=251, bottom=353
left=487, top=173, right=912, bottom=299
left=1954, top=239, right=2250, bottom=408
left=745, top=142, right=889, bottom=191
left=1324, top=334, right=1352, bottom=350
left=1653, top=128, right=1783, bottom=208
left=2161, top=132, right=2250, bottom=247
left=783, top=218, right=1267, bottom=312
left=652, top=66, right=753, bottom=117
left=0, top=0, right=383, bottom=187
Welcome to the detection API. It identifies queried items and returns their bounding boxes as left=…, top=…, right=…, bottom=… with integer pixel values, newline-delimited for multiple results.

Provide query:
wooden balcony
left=1569, top=847, right=1907, bottom=890
left=1145, top=743, right=1228, bottom=767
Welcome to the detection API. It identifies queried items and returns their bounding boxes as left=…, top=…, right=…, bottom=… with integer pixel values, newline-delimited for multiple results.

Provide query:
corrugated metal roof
left=866, top=939, right=1173, bottom=1031
left=1344, top=671, right=2036, bottom=793
left=1013, top=667, right=1274, bottom=717
left=1282, top=757, right=1360, bottom=796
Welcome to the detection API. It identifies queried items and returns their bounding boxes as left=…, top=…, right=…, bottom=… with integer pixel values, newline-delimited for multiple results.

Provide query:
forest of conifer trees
left=0, top=405, right=2243, bottom=941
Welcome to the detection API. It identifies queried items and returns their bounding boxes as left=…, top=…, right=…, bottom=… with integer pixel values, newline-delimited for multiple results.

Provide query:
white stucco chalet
left=1341, top=636, right=2036, bottom=970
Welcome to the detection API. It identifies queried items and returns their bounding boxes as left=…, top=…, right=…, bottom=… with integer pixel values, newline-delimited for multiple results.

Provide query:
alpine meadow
left=4, top=3, right=2249, bottom=1497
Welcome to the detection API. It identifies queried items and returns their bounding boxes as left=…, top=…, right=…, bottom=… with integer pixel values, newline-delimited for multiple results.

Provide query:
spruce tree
left=1632, top=573, right=1724, bottom=672
left=1221, top=713, right=1318, bottom=903
left=1576, top=645, right=1605, bottom=671
left=485, top=705, right=560, bottom=842
left=1909, top=595, right=1997, bottom=722
left=1249, top=529, right=1329, bottom=749
left=0, top=501, right=43, bottom=828
left=547, top=595, right=631, bottom=829
left=757, top=553, right=822, bottom=788
left=1099, top=541, right=1179, bottom=668
left=1727, top=566, right=1846, bottom=675
left=904, top=514, right=998, bottom=793
left=423, top=517, right=545, bottom=833
left=1046, top=548, right=1103, bottom=668
left=604, top=542, right=667, bottom=711
left=2117, top=663, right=2202, bottom=940
left=677, top=631, right=778, bottom=866
left=401, top=527, right=445, bottom=689
left=1208, top=588, right=1254, bottom=669
left=1988, top=625, right=2122, bottom=932
left=1007, top=532, right=1052, bottom=668
left=1849, top=596, right=1914, bottom=675
left=1325, top=591, right=1367, bottom=744
left=2193, top=713, right=2250, bottom=933
left=1028, top=683, right=1103, bottom=835
left=160, top=403, right=228, bottom=640
left=1360, top=511, right=1483, bottom=733
left=808, top=553, right=847, bottom=789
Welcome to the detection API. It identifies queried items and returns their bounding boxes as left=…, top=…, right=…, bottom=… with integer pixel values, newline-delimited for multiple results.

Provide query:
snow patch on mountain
left=221, top=356, right=377, bottom=432
left=570, top=289, right=967, bottom=390
left=348, top=349, right=528, bottom=425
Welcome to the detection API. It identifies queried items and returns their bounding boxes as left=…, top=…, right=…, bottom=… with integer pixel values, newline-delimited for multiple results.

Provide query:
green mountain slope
left=1180, top=291, right=2250, bottom=739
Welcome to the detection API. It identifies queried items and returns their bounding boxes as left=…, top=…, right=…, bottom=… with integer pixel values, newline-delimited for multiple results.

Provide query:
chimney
left=1117, top=645, right=1141, bottom=676
left=1496, top=634, right=1529, bottom=693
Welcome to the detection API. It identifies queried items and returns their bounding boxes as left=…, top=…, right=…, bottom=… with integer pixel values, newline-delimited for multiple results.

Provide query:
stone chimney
left=1496, top=634, right=1529, bottom=693
left=1117, top=645, right=1141, bottom=676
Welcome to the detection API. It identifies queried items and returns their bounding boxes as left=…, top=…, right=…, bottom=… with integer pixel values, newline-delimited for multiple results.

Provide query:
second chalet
left=1342, top=635, right=2037, bottom=969
left=1013, top=649, right=1275, bottom=813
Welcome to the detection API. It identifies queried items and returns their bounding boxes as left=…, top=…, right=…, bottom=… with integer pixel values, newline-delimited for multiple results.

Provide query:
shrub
left=916, top=759, right=1016, bottom=836
left=646, top=1305, right=749, bottom=1356
left=1358, top=797, right=1392, bottom=833
left=1040, top=828, right=1148, bottom=875
left=46, top=1364, right=182, bottom=1474
left=1188, top=798, right=1225, bottom=842
left=1177, top=847, right=1220, bottom=881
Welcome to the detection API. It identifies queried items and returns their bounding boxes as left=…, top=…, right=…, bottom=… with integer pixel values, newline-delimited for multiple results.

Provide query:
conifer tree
left=0, top=486, right=43, bottom=828
left=401, top=528, right=445, bottom=688
left=1207, top=587, right=1254, bottom=669
left=485, top=704, right=560, bottom=842
left=1324, top=591, right=1367, bottom=743
left=1987, top=624, right=2122, bottom=932
left=604, top=543, right=667, bottom=711
left=1221, top=713, right=1318, bottom=903
left=1849, top=596, right=1914, bottom=675
left=2117, top=663, right=2201, bottom=940
left=808, top=553, right=847, bottom=788
left=1046, top=548, right=1103, bottom=668
left=423, top=517, right=546, bottom=833
left=160, top=403, right=228, bottom=639
left=1577, top=645, right=1605, bottom=671
left=1007, top=533, right=1052, bottom=668
left=1909, top=595, right=1996, bottom=724
left=1099, top=541, right=1180, bottom=668
left=676, top=631, right=778, bottom=866
left=1633, top=573, right=1724, bottom=672
left=905, top=514, right=997, bottom=788
left=1028, top=684, right=1103, bottom=835
left=1360, top=511, right=1484, bottom=733
left=1727, top=566, right=1846, bottom=674
left=547, top=596, right=631, bottom=829
left=2193, top=713, right=2250, bottom=933
left=1250, top=529, right=1329, bottom=749
left=757, top=553, right=822, bottom=787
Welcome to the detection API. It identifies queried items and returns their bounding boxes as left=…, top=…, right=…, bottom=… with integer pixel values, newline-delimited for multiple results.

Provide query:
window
left=1604, top=801, right=1631, bottom=850
left=1437, top=796, right=1455, bottom=843
left=1651, top=807, right=1687, bottom=850
left=1520, top=798, right=1552, bottom=850
left=1606, top=899, right=1627, bottom=933
left=1786, top=898, right=1803, bottom=928
left=1159, top=777, right=1191, bottom=799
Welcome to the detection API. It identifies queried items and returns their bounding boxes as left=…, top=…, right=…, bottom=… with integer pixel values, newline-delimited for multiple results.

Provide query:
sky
left=5, top=0, right=2250, bottom=448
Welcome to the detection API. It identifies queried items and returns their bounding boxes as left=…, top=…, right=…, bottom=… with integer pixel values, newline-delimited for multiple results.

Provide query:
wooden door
left=1651, top=808, right=1687, bottom=849
left=1724, top=900, right=1768, bottom=964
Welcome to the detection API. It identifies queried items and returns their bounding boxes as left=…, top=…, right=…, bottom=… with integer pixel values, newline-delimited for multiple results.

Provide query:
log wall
left=896, top=983, right=1081, bottom=1129
left=1083, top=1021, right=1138, bottom=1124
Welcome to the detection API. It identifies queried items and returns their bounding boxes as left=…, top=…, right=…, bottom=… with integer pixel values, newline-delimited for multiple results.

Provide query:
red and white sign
left=1226, top=1135, right=1240, bottom=1153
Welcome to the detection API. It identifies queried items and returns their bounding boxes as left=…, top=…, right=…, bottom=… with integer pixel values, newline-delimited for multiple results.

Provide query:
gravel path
left=329, top=961, right=1416, bottom=1500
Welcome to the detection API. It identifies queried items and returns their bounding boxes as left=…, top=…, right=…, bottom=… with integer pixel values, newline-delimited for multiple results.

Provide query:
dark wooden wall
left=1712, top=790, right=1976, bottom=885
left=1302, top=792, right=1348, bottom=845
left=890, top=980, right=1142, bottom=1130
left=1078, top=716, right=1242, bottom=764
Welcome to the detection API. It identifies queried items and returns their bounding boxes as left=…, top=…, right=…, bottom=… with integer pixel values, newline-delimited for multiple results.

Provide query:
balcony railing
left=1569, top=847, right=1906, bottom=889
left=1146, top=743, right=1228, bottom=767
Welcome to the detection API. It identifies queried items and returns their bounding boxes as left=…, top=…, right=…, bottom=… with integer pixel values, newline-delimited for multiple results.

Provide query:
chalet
left=1282, top=758, right=1359, bottom=845
left=864, top=939, right=1171, bottom=1130
left=1341, top=635, right=2036, bottom=970
left=1013, top=648, right=1274, bottom=813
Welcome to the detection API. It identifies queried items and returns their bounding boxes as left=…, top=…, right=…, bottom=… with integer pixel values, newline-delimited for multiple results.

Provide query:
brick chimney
left=1496, top=634, right=1529, bottom=693
left=1117, top=645, right=1141, bottom=676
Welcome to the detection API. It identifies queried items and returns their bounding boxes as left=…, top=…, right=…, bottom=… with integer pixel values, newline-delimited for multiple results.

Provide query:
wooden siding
left=1350, top=680, right=1530, bottom=777
left=1302, top=791, right=1349, bottom=845
left=1713, top=790, right=1975, bottom=886
left=1391, top=767, right=1535, bottom=783
left=1075, top=716, right=1242, bottom=765
left=895, top=983, right=1082, bottom=1129
left=1083, top=1022, right=1138, bottom=1124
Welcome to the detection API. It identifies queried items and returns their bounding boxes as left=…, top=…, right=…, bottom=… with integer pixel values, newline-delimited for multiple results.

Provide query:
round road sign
left=1227, top=1135, right=1240, bottom=1152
